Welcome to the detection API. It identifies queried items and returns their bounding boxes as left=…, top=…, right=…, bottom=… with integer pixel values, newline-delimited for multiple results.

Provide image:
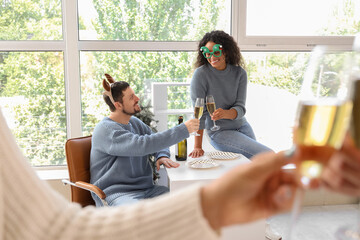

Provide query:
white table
left=166, top=152, right=250, bottom=190
left=166, top=135, right=266, bottom=240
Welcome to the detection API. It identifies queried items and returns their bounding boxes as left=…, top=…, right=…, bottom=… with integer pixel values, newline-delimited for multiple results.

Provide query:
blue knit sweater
left=90, top=116, right=189, bottom=205
left=190, top=63, right=247, bottom=131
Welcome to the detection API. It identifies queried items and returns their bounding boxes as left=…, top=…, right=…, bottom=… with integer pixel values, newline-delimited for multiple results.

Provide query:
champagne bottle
left=175, top=116, right=187, bottom=161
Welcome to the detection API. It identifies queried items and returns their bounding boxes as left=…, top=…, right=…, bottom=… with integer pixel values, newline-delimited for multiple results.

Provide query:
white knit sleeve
left=58, top=185, right=219, bottom=240
left=0, top=108, right=219, bottom=240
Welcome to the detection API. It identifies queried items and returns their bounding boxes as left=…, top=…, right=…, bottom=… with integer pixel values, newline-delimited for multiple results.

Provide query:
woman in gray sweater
left=190, top=30, right=272, bottom=159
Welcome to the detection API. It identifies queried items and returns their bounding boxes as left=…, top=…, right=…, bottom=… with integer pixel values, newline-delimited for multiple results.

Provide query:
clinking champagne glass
left=288, top=46, right=353, bottom=239
left=335, top=35, right=360, bottom=240
left=336, top=79, right=360, bottom=240
left=206, top=95, right=220, bottom=131
left=193, top=98, right=204, bottom=136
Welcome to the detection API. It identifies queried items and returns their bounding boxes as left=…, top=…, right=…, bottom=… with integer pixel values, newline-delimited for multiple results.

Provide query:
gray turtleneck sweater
left=190, top=63, right=247, bottom=131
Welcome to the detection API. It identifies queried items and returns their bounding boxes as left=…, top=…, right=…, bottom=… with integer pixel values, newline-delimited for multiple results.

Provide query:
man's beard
left=122, top=105, right=141, bottom=116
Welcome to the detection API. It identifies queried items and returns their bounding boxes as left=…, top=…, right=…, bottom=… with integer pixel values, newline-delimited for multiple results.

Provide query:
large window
left=0, top=0, right=359, bottom=166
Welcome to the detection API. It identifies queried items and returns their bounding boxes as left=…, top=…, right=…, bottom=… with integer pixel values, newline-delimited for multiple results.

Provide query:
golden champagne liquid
left=194, top=106, right=203, bottom=119
left=294, top=100, right=353, bottom=180
left=206, top=102, right=216, bottom=115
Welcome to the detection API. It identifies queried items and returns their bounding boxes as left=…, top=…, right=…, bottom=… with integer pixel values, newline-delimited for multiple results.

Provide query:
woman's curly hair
left=194, top=30, right=245, bottom=69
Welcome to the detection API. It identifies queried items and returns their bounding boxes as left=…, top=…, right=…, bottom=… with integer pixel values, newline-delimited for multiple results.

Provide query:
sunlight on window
left=247, top=0, right=360, bottom=36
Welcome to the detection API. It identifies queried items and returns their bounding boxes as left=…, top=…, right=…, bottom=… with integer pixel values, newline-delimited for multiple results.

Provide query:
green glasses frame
left=200, top=44, right=223, bottom=59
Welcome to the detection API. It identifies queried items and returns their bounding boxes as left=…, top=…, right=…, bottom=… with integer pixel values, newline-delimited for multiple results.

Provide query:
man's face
left=120, top=87, right=141, bottom=115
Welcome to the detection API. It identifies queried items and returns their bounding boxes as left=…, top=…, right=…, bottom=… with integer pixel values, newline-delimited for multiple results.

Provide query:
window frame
left=0, top=0, right=357, bottom=168
left=235, top=0, right=355, bottom=51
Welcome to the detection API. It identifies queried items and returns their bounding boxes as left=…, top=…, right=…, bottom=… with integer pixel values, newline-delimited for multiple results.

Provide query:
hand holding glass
left=206, top=95, right=220, bottom=131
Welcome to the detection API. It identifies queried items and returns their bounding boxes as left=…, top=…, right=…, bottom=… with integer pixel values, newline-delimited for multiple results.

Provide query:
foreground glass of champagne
left=193, top=98, right=204, bottom=136
left=294, top=46, right=353, bottom=187
left=206, top=95, right=220, bottom=131
left=288, top=46, right=353, bottom=239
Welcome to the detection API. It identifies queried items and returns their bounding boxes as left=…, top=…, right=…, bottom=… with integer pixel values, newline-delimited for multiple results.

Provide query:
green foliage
left=92, top=0, right=226, bottom=41
left=0, top=52, right=65, bottom=165
left=0, top=0, right=62, bottom=40
left=246, top=53, right=309, bottom=95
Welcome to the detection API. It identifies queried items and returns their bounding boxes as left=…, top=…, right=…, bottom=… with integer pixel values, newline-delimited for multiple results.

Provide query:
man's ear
left=113, top=101, right=122, bottom=110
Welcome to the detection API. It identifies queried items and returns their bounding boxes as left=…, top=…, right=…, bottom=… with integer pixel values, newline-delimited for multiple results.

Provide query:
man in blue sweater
left=90, top=76, right=199, bottom=207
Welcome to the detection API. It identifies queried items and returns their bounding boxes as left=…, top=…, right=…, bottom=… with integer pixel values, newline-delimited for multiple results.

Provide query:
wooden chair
left=62, top=136, right=108, bottom=207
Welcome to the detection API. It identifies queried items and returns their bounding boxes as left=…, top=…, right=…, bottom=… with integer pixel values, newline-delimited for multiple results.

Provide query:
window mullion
left=0, top=41, right=65, bottom=51
left=235, top=0, right=246, bottom=45
left=63, top=0, right=82, bottom=139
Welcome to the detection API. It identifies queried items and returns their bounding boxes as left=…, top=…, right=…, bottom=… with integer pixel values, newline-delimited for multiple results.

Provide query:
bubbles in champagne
left=294, top=100, right=352, bottom=182
left=206, top=103, right=216, bottom=115
left=295, top=100, right=353, bottom=149
left=194, top=106, right=203, bottom=119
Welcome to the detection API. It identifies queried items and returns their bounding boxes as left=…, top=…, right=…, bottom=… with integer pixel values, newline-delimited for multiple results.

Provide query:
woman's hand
left=211, top=108, right=237, bottom=121
left=189, top=148, right=204, bottom=158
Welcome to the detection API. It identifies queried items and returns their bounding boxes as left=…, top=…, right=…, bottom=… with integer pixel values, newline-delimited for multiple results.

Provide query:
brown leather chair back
left=65, top=136, right=95, bottom=207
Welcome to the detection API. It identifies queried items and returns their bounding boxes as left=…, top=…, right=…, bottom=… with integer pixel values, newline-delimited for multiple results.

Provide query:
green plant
left=135, top=99, right=159, bottom=132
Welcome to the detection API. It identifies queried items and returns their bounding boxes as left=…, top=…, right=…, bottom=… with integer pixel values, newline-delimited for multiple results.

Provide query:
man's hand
left=156, top=157, right=180, bottom=171
left=184, top=119, right=200, bottom=133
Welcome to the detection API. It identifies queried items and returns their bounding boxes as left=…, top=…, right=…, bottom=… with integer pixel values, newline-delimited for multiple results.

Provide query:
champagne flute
left=336, top=79, right=360, bottom=240
left=335, top=35, right=360, bottom=240
left=193, top=98, right=204, bottom=136
left=206, top=95, right=220, bottom=131
left=294, top=45, right=352, bottom=187
left=288, top=46, right=353, bottom=239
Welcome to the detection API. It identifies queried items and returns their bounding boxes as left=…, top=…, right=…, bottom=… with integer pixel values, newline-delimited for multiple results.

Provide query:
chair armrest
left=62, top=179, right=106, bottom=200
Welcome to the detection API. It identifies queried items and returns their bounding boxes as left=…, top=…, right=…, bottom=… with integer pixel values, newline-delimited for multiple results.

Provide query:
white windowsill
left=35, top=167, right=69, bottom=181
